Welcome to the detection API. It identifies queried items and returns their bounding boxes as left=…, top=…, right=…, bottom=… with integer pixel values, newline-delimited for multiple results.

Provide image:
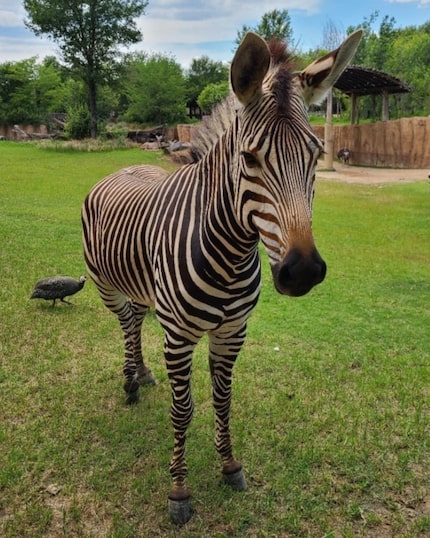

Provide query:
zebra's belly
left=94, top=247, right=261, bottom=336
left=113, top=276, right=156, bottom=308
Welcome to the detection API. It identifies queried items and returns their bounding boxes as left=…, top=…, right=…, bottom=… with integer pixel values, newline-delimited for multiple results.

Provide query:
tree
left=197, top=81, right=229, bottom=114
left=185, top=56, right=228, bottom=117
left=363, top=14, right=397, bottom=70
left=122, top=53, right=187, bottom=125
left=35, top=57, right=67, bottom=115
left=235, top=9, right=294, bottom=47
left=23, top=0, right=148, bottom=137
left=322, top=19, right=344, bottom=50
left=345, top=12, right=430, bottom=119
left=0, top=57, right=64, bottom=124
left=0, top=59, right=38, bottom=124
left=385, top=30, right=430, bottom=116
left=346, top=10, right=380, bottom=66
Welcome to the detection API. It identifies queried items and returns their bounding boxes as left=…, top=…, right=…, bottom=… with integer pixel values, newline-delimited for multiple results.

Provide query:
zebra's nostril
left=272, top=248, right=326, bottom=296
left=277, top=263, right=291, bottom=286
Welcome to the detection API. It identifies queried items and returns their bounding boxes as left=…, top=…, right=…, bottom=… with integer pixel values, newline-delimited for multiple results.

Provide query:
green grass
left=1, top=140, right=429, bottom=537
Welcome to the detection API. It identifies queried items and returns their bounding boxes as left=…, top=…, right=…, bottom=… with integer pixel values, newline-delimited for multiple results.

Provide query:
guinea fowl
left=30, top=275, right=87, bottom=306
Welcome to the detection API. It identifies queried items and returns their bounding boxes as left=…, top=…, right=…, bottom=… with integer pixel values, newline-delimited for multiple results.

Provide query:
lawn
left=0, top=141, right=429, bottom=537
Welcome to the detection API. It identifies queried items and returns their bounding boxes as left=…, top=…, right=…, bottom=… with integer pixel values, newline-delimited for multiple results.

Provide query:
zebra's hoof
left=125, top=389, right=140, bottom=405
left=223, top=468, right=247, bottom=491
left=137, top=370, right=156, bottom=386
left=168, top=497, right=192, bottom=525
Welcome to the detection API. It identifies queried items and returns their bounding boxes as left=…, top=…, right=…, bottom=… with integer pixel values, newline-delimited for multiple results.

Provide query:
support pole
left=324, top=89, right=335, bottom=170
left=350, top=93, right=358, bottom=124
left=382, top=90, right=389, bottom=121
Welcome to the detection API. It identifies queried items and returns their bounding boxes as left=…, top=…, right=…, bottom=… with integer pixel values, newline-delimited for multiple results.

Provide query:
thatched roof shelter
left=334, top=66, right=411, bottom=122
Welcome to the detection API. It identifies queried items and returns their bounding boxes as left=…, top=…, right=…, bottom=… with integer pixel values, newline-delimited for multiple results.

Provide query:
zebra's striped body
left=82, top=31, right=362, bottom=523
left=83, top=159, right=260, bottom=330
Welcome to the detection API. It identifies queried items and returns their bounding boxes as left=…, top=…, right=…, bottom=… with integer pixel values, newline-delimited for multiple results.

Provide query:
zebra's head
left=230, top=30, right=362, bottom=297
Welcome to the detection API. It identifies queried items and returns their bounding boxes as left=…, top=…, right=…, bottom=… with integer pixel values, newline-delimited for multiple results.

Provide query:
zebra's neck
left=176, top=123, right=259, bottom=264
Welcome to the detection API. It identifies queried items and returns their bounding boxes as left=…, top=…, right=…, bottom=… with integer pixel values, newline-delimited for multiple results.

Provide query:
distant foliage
left=0, top=57, right=64, bottom=124
left=121, top=53, right=187, bottom=125
left=197, top=82, right=230, bottom=113
left=1, top=10, right=430, bottom=132
left=185, top=56, right=229, bottom=116
left=23, top=0, right=148, bottom=137
left=64, top=104, right=91, bottom=140
left=236, top=9, right=294, bottom=46
left=346, top=12, right=430, bottom=119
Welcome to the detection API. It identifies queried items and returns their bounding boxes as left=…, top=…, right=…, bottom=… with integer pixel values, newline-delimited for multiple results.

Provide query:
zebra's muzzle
left=272, top=247, right=327, bottom=297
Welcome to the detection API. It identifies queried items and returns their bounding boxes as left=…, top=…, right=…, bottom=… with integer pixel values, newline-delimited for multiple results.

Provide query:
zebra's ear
left=230, top=32, right=271, bottom=106
left=299, top=29, right=363, bottom=106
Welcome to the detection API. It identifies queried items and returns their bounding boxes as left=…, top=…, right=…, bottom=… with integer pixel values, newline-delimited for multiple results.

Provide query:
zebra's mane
left=189, top=94, right=238, bottom=162
left=187, top=39, right=295, bottom=163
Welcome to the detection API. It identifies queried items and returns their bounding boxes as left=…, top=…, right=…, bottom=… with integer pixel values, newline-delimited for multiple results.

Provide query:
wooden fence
left=3, top=117, right=429, bottom=169
left=312, top=116, right=430, bottom=169
left=178, top=117, right=430, bottom=169
left=0, top=124, right=49, bottom=140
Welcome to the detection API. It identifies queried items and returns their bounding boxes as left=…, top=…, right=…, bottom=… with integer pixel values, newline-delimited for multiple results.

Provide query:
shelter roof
left=334, top=65, right=411, bottom=96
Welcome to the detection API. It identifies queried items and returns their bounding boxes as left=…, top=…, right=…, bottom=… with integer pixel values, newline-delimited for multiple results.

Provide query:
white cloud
left=145, top=0, right=320, bottom=24
left=136, top=0, right=321, bottom=65
left=139, top=16, right=237, bottom=45
left=387, top=0, right=430, bottom=4
left=0, top=0, right=321, bottom=67
left=0, top=10, right=23, bottom=27
left=0, top=35, right=57, bottom=62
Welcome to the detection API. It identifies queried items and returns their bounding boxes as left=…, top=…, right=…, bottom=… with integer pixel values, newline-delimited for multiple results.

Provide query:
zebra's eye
left=308, top=139, right=325, bottom=159
left=241, top=151, right=260, bottom=168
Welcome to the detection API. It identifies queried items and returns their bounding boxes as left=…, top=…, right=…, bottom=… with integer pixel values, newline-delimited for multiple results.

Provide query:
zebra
left=82, top=30, right=362, bottom=524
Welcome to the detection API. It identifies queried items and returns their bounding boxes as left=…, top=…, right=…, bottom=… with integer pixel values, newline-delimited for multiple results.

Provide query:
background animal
left=30, top=275, right=86, bottom=305
left=141, top=135, right=165, bottom=150
left=337, top=148, right=351, bottom=164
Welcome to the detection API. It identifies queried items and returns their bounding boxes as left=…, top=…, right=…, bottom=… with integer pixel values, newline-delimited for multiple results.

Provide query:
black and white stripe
left=82, top=30, right=362, bottom=523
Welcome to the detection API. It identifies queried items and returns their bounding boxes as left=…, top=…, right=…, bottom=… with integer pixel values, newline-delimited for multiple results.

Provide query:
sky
left=1, top=0, right=430, bottom=69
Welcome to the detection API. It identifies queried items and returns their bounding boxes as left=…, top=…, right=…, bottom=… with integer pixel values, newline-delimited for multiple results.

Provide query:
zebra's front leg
left=209, top=330, right=247, bottom=491
left=165, top=334, right=195, bottom=525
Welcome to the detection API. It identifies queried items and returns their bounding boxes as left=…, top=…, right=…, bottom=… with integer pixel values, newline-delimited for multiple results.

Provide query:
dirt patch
left=316, top=162, right=429, bottom=184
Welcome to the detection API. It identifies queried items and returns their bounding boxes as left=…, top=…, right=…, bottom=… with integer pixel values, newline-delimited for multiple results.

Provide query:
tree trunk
left=87, top=76, right=98, bottom=138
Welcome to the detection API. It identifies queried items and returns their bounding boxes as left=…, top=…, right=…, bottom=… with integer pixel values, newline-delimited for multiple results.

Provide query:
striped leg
left=164, top=332, right=196, bottom=524
left=90, top=275, right=154, bottom=404
left=130, top=301, right=156, bottom=388
left=116, top=299, right=155, bottom=404
left=209, top=327, right=247, bottom=490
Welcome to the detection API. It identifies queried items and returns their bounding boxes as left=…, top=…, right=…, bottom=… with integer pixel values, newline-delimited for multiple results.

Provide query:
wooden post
left=382, top=90, right=389, bottom=121
left=350, top=93, right=358, bottom=124
left=324, top=89, right=335, bottom=170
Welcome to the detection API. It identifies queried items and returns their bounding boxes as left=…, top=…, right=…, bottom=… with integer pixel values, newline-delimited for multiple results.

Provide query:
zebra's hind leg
left=118, top=300, right=155, bottom=405
left=130, top=301, right=156, bottom=389
left=93, top=278, right=153, bottom=404
left=209, top=328, right=247, bottom=492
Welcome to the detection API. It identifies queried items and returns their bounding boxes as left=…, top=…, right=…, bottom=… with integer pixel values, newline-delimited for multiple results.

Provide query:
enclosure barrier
left=312, top=116, right=430, bottom=169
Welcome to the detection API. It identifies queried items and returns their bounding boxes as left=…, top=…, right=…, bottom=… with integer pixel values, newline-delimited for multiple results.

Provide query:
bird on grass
left=30, top=275, right=87, bottom=306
